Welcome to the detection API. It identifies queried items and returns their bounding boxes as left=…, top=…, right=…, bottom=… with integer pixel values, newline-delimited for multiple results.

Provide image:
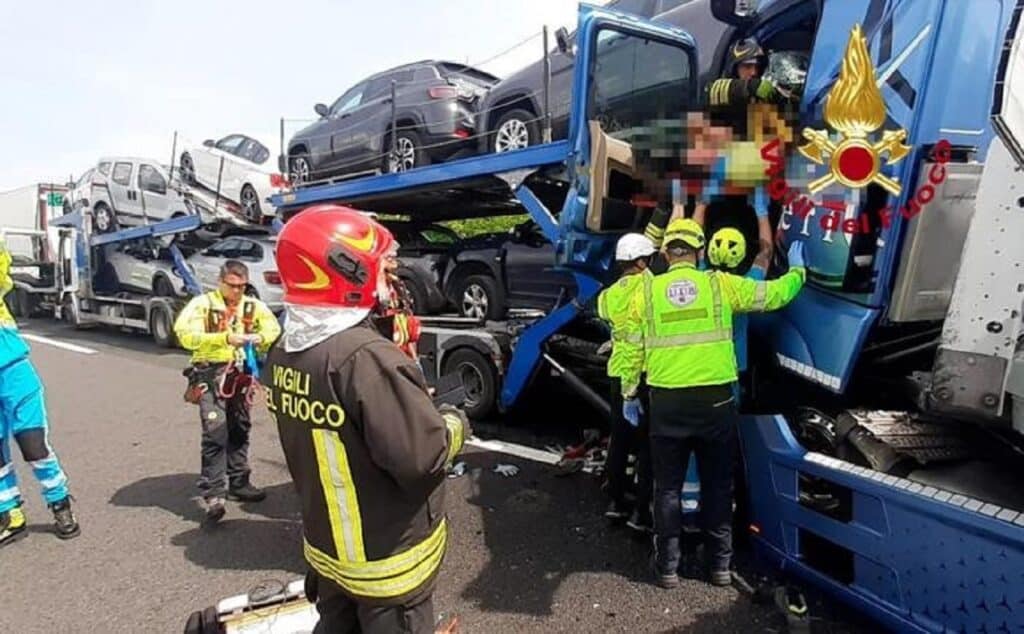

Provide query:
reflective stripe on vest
left=304, top=519, right=447, bottom=599
left=643, top=267, right=738, bottom=388
left=312, top=429, right=365, bottom=562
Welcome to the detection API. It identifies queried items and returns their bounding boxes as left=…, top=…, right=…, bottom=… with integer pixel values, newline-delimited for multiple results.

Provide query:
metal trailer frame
left=48, top=209, right=204, bottom=346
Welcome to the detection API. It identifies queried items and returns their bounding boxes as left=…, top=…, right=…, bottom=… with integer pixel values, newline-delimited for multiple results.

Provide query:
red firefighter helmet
left=275, top=204, right=395, bottom=308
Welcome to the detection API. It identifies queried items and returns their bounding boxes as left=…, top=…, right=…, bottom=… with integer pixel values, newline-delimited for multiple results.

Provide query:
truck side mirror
left=315, top=103, right=330, bottom=118
left=556, top=27, right=574, bottom=57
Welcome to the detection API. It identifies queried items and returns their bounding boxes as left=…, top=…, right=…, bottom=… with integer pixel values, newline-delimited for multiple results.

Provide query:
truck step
left=848, top=410, right=978, bottom=464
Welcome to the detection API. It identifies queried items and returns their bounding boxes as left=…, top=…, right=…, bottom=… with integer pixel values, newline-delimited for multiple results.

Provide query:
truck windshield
left=588, top=28, right=693, bottom=135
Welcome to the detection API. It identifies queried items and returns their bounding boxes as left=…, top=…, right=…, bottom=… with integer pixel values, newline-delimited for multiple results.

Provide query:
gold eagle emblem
left=797, top=24, right=912, bottom=195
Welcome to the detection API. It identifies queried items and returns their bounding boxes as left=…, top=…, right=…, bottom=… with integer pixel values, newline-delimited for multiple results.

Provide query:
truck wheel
left=93, top=203, right=118, bottom=234
left=491, top=109, right=540, bottom=153
left=61, top=295, right=82, bottom=329
left=442, top=347, right=497, bottom=420
left=10, top=288, right=34, bottom=319
left=150, top=302, right=177, bottom=348
left=455, top=274, right=505, bottom=321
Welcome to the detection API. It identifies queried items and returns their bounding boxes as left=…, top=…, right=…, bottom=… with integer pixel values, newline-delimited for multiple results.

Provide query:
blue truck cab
left=273, top=2, right=1024, bottom=631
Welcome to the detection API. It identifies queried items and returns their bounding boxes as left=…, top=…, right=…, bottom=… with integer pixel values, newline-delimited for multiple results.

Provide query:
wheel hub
left=462, top=284, right=488, bottom=320
left=389, top=138, right=416, bottom=172
left=496, top=119, right=529, bottom=152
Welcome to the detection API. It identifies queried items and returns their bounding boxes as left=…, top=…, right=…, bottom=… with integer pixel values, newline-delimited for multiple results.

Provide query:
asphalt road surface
left=1, top=318, right=872, bottom=633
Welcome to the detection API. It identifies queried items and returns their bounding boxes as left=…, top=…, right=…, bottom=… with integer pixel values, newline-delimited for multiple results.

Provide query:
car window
left=235, top=240, right=263, bottom=261
left=216, top=135, right=246, bottom=154
left=239, top=139, right=270, bottom=165
left=330, top=82, right=368, bottom=116
left=76, top=169, right=94, bottom=188
left=419, top=228, right=457, bottom=244
left=413, top=67, right=437, bottom=82
left=206, top=238, right=239, bottom=257
left=137, top=164, right=167, bottom=195
left=97, top=162, right=111, bottom=177
left=112, top=162, right=133, bottom=186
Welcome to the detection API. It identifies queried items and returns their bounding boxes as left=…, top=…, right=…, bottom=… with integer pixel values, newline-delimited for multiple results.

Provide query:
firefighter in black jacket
left=264, top=205, right=470, bottom=633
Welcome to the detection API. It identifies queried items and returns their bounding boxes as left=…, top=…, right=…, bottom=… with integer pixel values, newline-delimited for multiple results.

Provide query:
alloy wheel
left=290, top=157, right=310, bottom=185
left=241, top=186, right=260, bottom=222
left=495, top=119, right=529, bottom=152
left=461, top=283, right=488, bottom=320
left=388, top=137, right=416, bottom=173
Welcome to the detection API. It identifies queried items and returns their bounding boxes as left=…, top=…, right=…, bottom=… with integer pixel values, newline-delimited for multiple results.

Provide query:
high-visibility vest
left=597, top=270, right=650, bottom=379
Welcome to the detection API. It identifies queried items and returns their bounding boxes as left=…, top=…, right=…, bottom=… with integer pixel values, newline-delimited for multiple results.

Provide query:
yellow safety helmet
left=663, top=218, right=705, bottom=250
left=708, top=227, right=747, bottom=269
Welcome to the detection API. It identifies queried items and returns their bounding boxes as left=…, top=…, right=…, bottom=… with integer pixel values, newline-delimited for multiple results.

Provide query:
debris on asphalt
left=493, top=463, right=520, bottom=477
left=448, top=462, right=468, bottom=478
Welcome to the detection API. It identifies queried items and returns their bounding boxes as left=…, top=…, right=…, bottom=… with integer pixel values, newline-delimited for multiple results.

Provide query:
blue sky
left=0, top=0, right=586, bottom=191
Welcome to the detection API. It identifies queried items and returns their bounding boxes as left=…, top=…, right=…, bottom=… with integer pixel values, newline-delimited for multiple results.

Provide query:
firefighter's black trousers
left=307, top=571, right=435, bottom=634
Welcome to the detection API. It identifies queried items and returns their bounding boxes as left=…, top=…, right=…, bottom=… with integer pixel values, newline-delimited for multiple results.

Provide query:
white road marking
left=465, top=437, right=563, bottom=465
left=21, top=333, right=98, bottom=355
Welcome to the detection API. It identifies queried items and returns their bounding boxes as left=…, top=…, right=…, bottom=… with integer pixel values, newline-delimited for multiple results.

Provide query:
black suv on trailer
left=286, top=61, right=499, bottom=185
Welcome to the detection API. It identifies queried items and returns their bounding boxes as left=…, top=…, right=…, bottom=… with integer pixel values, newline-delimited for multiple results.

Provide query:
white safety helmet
left=615, top=233, right=657, bottom=262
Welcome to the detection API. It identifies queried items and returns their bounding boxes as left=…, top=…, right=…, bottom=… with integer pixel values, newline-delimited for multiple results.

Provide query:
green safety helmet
left=708, top=227, right=747, bottom=269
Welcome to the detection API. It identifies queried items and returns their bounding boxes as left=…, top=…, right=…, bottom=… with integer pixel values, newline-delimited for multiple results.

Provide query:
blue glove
left=787, top=240, right=806, bottom=269
left=243, top=342, right=260, bottom=376
left=623, top=398, right=643, bottom=427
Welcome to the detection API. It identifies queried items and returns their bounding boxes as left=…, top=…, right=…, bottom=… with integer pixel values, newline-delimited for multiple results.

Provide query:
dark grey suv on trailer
left=475, top=0, right=690, bottom=153
left=286, top=61, right=499, bottom=185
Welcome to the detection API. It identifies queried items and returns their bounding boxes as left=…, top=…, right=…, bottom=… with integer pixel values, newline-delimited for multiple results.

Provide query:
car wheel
left=384, top=131, right=430, bottom=174
left=149, top=301, right=178, bottom=348
left=441, top=347, right=497, bottom=420
left=240, top=184, right=262, bottom=223
left=455, top=274, right=505, bottom=321
left=93, top=203, right=118, bottom=234
left=153, top=275, right=175, bottom=297
left=492, top=109, right=540, bottom=153
left=399, top=275, right=430, bottom=315
left=245, top=285, right=260, bottom=299
left=289, top=154, right=311, bottom=186
left=180, top=152, right=196, bottom=184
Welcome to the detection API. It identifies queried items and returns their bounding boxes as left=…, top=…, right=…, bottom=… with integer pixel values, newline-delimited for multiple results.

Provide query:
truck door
left=556, top=4, right=699, bottom=275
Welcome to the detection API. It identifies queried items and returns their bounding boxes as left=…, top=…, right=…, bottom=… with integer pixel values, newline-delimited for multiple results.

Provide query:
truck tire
left=150, top=302, right=178, bottom=348
left=442, top=347, right=498, bottom=420
left=153, top=275, right=175, bottom=297
left=10, top=288, right=34, bottom=319
left=454, top=274, right=505, bottom=321
left=61, top=295, right=82, bottom=329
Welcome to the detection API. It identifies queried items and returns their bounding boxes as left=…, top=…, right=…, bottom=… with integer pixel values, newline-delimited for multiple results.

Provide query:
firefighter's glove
left=439, top=404, right=471, bottom=466
left=787, top=240, right=806, bottom=270
left=623, top=398, right=643, bottom=427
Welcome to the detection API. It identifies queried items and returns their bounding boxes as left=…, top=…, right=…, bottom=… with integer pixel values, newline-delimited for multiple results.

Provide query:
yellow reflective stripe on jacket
left=312, top=429, right=365, bottom=563
left=174, top=291, right=281, bottom=364
left=646, top=329, right=733, bottom=348
left=443, top=413, right=464, bottom=466
left=303, top=519, right=447, bottom=599
left=598, top=271, right=648, bottom=380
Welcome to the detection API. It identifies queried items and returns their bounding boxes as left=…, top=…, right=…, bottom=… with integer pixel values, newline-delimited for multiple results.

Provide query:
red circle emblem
left=836, top=145, right=875, bottom=183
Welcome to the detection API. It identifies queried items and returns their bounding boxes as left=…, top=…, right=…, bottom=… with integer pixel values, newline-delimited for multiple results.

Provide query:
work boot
left=203, top=497, right=226, bottom=524
left=653, top=536, right=681, bottom=589
left=228, top=483, right=267, bottom=503
left=604, top=500, right=630, bottom=521
left=627, top=507, right=654, bottom=536
left=710, top=568, right=733, bottom=587
left=0, top=505, right=28, bottom=547
left=50, top=497, right=81, bottom=540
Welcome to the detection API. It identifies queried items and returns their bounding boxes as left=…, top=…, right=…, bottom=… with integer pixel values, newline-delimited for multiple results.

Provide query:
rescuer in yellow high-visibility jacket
left=619, top=218, right=807, bottom=589
left=596, top=233, right=658, bottom=535
left=173, top=259, right=281, bottom=523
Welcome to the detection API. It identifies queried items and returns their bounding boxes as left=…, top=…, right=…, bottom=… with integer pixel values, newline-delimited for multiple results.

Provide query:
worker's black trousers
left=197, top=377, right=253, bottom=500
left=307, top=571, right=435, bottom=634
left=606, top=378, right=653, bottom=516
left=649, top=384, right=738, bottom=576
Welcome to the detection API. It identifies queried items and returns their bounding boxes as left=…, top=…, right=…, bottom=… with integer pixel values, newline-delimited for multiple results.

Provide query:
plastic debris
left=448, top=462, right=467, bottom=478
left=494, top=463, right=520, bottom=477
